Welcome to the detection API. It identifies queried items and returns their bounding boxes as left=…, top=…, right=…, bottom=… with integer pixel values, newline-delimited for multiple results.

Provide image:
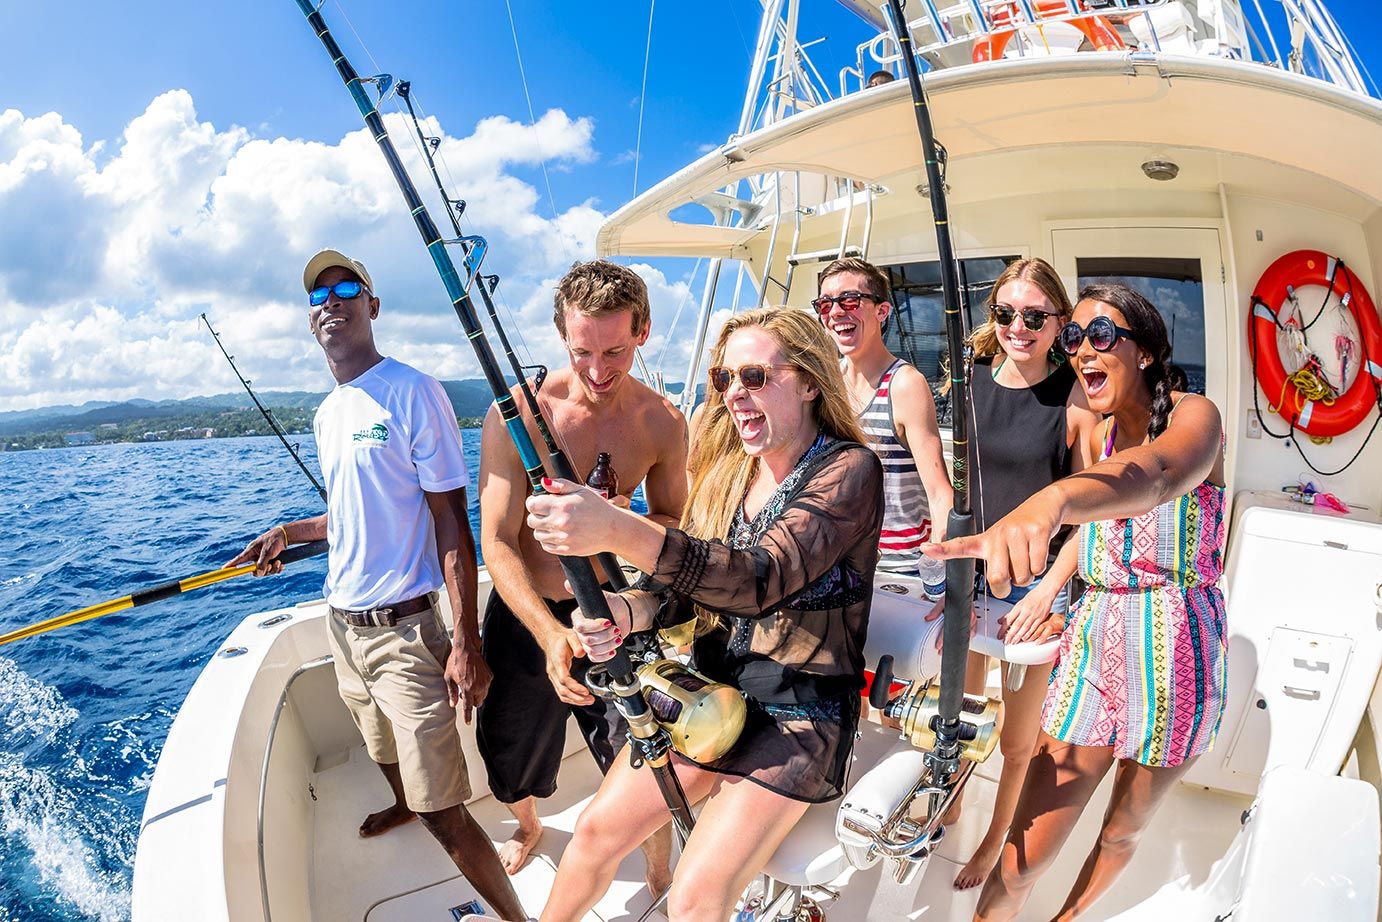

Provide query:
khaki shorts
left=327, top=600, right=471, bottom=812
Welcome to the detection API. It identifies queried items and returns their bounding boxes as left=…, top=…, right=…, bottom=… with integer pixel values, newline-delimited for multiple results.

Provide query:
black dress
left=642, top=436, right=884, bottom=803
left=968, top=357, right=1076, bottom=534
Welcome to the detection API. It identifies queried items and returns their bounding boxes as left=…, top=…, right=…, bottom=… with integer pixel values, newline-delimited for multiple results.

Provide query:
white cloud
left=0, top=91, right=662, bottom=411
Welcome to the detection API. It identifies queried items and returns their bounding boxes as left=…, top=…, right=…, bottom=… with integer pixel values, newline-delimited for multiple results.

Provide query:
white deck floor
left=300, top=721, right=1251, bottom=921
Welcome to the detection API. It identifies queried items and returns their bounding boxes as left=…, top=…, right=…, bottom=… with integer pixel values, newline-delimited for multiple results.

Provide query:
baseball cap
left=302, top=249, right=374, bottom=293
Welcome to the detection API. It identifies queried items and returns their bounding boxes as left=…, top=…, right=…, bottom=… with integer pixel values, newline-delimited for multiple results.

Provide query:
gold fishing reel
left=637, top=659, right=746, bottom=763
left=872, top=655, right=1003, bottom=763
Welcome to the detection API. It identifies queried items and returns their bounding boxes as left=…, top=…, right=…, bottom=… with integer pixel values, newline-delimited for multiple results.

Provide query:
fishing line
left=501, top=0, right=571, bottom=262
left=632, top=0, right=657, bottom=197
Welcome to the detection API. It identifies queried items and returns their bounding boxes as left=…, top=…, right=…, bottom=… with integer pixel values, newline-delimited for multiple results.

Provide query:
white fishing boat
left=133, top=1, right=1382, bottom=919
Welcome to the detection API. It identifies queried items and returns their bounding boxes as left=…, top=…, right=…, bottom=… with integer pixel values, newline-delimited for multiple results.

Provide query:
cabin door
left=1049, top=224, right=1229, bottom=404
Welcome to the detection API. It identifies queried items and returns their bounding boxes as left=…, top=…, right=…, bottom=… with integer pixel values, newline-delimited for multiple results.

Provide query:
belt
left=330, top=593, right=434, bottom=628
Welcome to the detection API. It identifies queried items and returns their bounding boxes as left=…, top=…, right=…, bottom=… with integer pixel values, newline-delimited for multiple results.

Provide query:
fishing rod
left=290, top=0, right=692, bottom=841
left=884, top=0, right=978, bottom=785
left=201, top=313, right=327, bottom=502
left=395, top=80, right=629, bottom=592
left=0, top=541, right=329, bottom=647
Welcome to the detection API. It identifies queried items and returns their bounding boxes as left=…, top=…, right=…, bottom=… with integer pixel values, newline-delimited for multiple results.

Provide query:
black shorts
left=475, top=591, right=628, bottom=804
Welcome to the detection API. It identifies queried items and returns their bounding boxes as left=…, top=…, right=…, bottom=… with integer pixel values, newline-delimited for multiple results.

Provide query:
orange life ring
left=973, top=1, right=1125, bottom=63
left=1250, top=250, right=1382, bottom=438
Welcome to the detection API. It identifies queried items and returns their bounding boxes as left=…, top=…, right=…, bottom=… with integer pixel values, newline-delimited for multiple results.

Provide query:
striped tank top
left=857, top=358, right=930, bottom=573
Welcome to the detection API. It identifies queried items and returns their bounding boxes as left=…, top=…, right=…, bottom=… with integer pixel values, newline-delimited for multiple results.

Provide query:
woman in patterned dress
left=926, top=283, right=1227, bottom=921
left=525, top=307, right=884, bottom=921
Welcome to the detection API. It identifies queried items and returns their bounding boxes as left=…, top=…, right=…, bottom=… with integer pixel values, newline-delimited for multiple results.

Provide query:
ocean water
left=0, top=434, right=482, bottom=921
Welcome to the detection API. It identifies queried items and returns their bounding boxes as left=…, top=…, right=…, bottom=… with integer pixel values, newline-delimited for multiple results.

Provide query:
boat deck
left=303, top=716, right=1251, bottom=921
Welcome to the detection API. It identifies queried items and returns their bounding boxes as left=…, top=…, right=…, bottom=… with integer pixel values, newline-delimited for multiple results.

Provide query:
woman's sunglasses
left=990, top=304, right=1059, bottom=331
left=708, top=363, right=795, bottom=393
left=810, top=290, right=876, bottom=317
left=308, top=280, right=366, bottom=306
left=1058, top=316, right=1138, bottom=355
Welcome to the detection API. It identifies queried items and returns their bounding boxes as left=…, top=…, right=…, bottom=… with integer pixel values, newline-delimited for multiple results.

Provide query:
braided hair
left=1077, top=283, right=1186, bottom=440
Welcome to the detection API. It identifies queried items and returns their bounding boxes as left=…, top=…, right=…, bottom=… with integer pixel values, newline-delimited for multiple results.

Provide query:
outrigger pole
left=884, top=0, right=978, bottom=785
left=289, top=0, right=692, bottom=841
left=201, top=313, right=328, bottom=502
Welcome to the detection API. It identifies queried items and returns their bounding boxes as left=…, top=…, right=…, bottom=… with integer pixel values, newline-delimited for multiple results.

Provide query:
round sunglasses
left=308, top=280, right=366, bottom=306
left=990, top=304, right=1060, bottom=331
left=1058, top=316, right=1138, bottom=355
left=810, top=290, right=876, bottom=317
left=708, top=363, right=795, bottom=392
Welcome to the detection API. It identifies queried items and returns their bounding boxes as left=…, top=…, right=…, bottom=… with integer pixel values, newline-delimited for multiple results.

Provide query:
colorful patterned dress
left=1040, top=418, right=1228, bottom=767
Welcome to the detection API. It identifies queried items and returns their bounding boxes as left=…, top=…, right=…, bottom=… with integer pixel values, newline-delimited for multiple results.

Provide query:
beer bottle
left=586, top=452, right=618, bottom=501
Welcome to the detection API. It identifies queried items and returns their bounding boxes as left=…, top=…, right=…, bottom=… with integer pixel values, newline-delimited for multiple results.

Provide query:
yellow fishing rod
left=0, top=540, right=328, bottom=647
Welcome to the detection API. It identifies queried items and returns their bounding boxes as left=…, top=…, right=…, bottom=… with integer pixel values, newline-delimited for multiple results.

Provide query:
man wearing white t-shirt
left=229, top=249, right=524, bottom=921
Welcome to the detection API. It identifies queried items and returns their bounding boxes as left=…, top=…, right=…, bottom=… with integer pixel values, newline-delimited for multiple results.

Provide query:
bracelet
left=617, top=594, right=634, bottom=635
left=276, top=525, right=290, bottom=547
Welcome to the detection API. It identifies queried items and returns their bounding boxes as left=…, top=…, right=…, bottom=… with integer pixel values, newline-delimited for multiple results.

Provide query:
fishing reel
left=833, top=655, right=1003, bottom=882
left=587, top=654, right=747, bottom=763
left=870, top=654, right=1002, bottom=763
left=636, top=659, right=746, bottom=763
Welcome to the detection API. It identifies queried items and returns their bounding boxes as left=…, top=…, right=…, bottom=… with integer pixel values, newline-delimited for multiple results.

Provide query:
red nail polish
left=541, top=477, right=553, bottom=488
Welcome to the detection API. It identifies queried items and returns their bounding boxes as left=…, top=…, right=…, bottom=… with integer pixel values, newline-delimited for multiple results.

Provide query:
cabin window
left=1075, top=257, right=1208, bottom=395
left=882, top=255, right=1020, bottom=427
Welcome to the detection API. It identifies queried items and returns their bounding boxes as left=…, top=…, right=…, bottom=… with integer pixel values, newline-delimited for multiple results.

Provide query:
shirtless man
left=476, top=260, right=685, bottom=894
left=815, top=256, right=953, bottom=567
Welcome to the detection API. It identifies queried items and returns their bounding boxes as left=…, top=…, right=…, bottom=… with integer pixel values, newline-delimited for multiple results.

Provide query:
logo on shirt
left=352, top=423, right=389, bottom=445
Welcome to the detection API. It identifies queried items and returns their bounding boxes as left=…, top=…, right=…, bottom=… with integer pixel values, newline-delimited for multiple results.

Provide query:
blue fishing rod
left=394, top=79, right=628, bottom=591
left=883, top=0, right=978, bottom=785
left=289, top=0, right=693, bottom=840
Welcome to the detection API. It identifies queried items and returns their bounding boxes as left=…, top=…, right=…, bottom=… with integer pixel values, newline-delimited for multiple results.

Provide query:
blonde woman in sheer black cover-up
left=525, top=307, right=883, bottom=921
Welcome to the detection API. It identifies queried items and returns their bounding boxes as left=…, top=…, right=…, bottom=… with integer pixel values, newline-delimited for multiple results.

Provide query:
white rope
left=632, top=0, right=657, bottom=197
left=502, top=0, right=570, bottom=262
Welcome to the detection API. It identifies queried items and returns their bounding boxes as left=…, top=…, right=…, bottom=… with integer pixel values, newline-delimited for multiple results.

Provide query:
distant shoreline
left=1, top=409, right=485, bottom=453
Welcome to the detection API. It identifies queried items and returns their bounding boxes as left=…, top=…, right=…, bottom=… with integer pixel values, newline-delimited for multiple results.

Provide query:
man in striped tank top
left=815, top=257, right=953, bottom=573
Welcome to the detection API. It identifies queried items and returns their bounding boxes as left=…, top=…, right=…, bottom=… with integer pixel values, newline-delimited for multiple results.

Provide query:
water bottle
left=917, top=551, right=946, bottom=602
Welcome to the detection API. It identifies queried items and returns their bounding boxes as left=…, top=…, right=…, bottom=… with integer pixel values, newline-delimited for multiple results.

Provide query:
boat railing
left=838, top=0, right=1373, bottom=98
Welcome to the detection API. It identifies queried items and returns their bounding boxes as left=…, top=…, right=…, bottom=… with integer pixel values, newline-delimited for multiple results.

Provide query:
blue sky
left=0, top=1, right=1377, bottom=411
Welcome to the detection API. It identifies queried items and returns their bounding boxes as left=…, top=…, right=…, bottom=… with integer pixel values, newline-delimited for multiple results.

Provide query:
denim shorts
left=975, top=571, right=1071, bottom=616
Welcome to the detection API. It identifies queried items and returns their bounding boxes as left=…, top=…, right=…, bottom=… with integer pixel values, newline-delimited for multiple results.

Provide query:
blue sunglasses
left=308, top=280, right=365, bottom=306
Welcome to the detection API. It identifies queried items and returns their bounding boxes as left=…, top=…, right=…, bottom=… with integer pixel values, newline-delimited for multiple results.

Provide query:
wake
left=0, top=657, right=135, bottom=922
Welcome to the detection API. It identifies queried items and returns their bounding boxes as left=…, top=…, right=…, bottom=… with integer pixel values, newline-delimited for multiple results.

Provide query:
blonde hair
left=552, top=260, right=651, bottom=338
left=684, top=307, right=864, bottom=543
left=969, top=257, right=1073, bottom=360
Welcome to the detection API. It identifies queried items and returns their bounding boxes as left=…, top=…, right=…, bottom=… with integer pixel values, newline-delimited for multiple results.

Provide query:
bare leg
left=941, top=650, right=993, bottom=827
left=1051, top=757, right=1196, bottom=920
left=497, top=796, right=544, bottom=874
left=540, top=756, right=721, bottom=922
left=665, top=776, right=812, bottom=922
left=359, top=760, right=417, bottom=837
left=955, top=662, right=1054, bottom=889
left=974, top=733, right=1113, bottom=922
left=640, top=824, right=674, bottom=897
left=418, top=804, right=527, bottom=922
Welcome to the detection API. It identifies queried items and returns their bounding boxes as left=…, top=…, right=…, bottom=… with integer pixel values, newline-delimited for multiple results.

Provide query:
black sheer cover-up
left=639, top=437, right=884, bottom=803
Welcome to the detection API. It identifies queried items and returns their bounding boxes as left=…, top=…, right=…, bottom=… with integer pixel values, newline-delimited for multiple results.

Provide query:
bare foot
left=498, top=820, right=543, bottom=875
left=954, top=835, right=1002, bottom=890
left=359, top=803, right=416, bottom=838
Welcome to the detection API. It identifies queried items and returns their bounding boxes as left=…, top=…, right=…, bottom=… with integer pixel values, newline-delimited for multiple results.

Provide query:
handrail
left=836, top=0, right=1370, bottom=98
left=257, top=654, right=335, bottom=922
